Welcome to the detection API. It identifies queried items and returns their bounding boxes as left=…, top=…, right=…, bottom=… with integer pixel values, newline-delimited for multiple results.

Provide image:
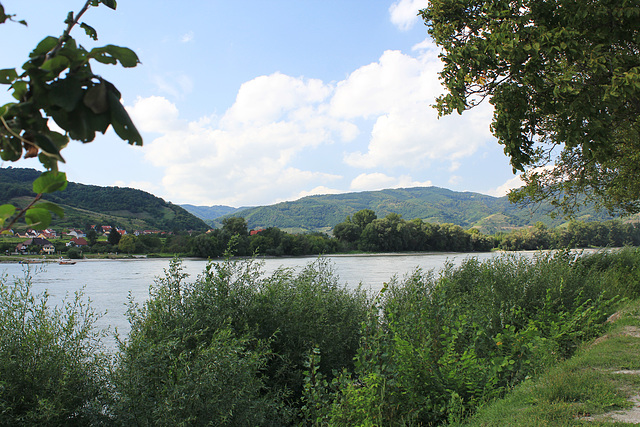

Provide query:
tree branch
left=1, top=193, right=43, bottom=233
left=45, top=0, right=94, bottom=61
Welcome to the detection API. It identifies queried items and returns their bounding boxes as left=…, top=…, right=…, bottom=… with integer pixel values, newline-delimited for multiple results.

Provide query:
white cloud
left=389, top=0, right=428, bottom=31
left=133, top=47, right=494, bottom=206
left=485, top=175, right=524, bottom=197
left=350, top=173, right=431, bottom=191
left=134, top=73, right=351, bottom=206
left=448, top=175, right=462, bottom=185
left=337, top=49, right=493, bottom=169
left=296, top=186, right=346, bottom=199
left=127, top=96, right=185, bottom=134
left=222, top=73, right=332, bottom=128
left=181, top=31, right=195, bottom=43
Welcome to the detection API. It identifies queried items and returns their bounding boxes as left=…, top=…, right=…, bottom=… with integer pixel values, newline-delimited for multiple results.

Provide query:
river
left=0, top=251, right=547, bottom=349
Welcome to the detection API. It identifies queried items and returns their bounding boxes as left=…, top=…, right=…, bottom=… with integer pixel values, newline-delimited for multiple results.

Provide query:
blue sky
left=1, top=0, right=522, bottom=207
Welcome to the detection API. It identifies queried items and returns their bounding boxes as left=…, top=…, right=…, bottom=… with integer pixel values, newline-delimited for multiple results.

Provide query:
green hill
left=0, top=168, right=209, bottom=232
left=200, top=187, right=619, bottom=233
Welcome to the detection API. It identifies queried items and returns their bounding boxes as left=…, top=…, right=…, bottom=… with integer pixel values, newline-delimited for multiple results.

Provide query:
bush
left=67, top=246, right=83, bottom=259
left=305, top=251, right=620, bottom=425
left=0, top=270, right=110, bottom=425
left=112, top=257, right=370, bottom=424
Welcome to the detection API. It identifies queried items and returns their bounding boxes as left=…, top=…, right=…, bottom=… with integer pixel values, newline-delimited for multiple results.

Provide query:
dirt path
left=583, top=321, right=640, bottom=424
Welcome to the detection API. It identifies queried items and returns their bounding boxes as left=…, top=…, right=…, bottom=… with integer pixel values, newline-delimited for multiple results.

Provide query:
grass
left=464, top=299, right=640, bottom=426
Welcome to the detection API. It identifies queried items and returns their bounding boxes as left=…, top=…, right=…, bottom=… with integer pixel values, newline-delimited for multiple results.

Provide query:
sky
left=0, top=0, right=523, bottom=208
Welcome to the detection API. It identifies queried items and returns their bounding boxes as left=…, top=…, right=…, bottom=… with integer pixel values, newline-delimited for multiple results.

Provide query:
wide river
left=0, top=251, right=554, bottom=349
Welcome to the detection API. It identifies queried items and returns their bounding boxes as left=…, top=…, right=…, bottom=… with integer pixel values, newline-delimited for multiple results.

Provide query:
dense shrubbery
left=2, top=248, right=640, bottom=424
left=112, top=257, right=369, bottom=425
left=0, top=270, right=110, bottom=424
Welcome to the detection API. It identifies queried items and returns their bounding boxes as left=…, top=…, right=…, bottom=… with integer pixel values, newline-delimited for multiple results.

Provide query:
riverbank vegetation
left=1, top=247, right=639, bottom=424
left=3, top=209, right=640, bottom=260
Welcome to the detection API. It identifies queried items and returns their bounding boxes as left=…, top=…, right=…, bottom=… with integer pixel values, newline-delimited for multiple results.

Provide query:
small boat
left=59, top=259, right=76, bottom=265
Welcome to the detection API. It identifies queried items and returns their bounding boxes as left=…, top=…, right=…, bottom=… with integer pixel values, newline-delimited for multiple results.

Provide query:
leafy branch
left=0, top=1, right=141, bottom=233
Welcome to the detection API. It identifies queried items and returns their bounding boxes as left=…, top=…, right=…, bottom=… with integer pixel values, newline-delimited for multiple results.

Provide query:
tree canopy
left=421, top=0, right=640, bottom=215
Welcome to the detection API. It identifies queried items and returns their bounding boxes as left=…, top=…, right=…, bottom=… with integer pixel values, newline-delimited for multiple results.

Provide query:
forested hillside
left=0, top=168, right=208, bottom=232
left=207, top=187, right=618, bottom=233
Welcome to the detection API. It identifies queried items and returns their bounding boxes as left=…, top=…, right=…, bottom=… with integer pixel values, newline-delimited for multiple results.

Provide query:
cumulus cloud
left=133, top=46, right=494, bottom=206
left=133, top=74, right=350, bottom=205
left=127, top=96, right=185, bottom=134
left=338, top=49, right=493, bottom=169
left=389, top=0, right=428, bottom=31
left=485, top=175, right=524, bottom=197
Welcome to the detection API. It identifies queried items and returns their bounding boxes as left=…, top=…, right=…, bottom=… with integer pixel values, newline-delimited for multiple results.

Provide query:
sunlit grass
left=466, top=299, right=640, bottom=426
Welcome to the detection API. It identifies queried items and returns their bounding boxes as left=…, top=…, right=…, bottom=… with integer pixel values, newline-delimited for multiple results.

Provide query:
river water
left=0, top=251, right=541, bottom=348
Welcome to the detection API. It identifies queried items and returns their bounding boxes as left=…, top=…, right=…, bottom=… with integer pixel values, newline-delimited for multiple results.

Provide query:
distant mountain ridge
left=0, top=167, right=209, bottom=232
left=183, top=187, right=619, bottom=234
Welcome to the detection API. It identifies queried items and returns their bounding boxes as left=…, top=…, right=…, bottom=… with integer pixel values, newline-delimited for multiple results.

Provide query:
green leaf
left=34, top=202, right=64, bottom=219
left=25, top=207, right=52, bottom=229
left=32, top=133, right=64, bottom=162
left=107, top=85, right=143, bottom=145
left=100, top=0, right=118, bottom=10
left=64, top=11, right=74, bottom=25
left=89, top=45, right=140, bottom=68
left=80, top=22, right=98, bottom=41
left=0, top=204, right=16, bottom=228
left=33, top=171, right=68, bottom=194
left=30, top=36, right=58, bottom=59
left=49, top=76, right=83, bottom=112
left=11, top=81, right=28, bottom=100
left=83, top=82, right=109, bottom=114
left=41, top=55, right=71, bottom=78
left=0, top=68, right=18, bottom=85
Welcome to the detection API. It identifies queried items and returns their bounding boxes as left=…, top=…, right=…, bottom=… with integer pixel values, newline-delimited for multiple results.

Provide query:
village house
left=66, top=228, right=86, bottom=238
left=67, top=237, right=88, bottom=247
left=38, top=229, right=58, bottom=239
left=15, top=237, right=55, bottom=255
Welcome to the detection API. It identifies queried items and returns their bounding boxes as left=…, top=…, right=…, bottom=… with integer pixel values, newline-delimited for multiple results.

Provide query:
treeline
left=3, top=248, right=640, bottom=424
left=497, top=220, right=640, bottom=251
left=52, top=213, right=640, bottom=259
left=333, top=209, right=495, bottom=252
left=333, top=209, right=640, bottom=253
left=190, top=217, right=340, bottom=257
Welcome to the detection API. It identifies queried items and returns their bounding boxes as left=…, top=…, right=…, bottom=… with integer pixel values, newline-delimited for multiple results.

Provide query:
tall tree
left=108, top=228, right=121, bottom=246
left=421, top=0, right=640, bottom=214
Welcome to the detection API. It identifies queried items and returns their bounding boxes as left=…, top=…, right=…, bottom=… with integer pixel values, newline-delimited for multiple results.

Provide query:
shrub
left=306, top=251, right=621, bottom=425
left=112, top=257, right=370, bottom=424
left=0, top=269, right=110, bottom=425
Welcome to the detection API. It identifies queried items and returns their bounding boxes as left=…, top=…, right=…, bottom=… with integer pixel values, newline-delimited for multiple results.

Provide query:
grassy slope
left=465, top=299, right=640, bottom=426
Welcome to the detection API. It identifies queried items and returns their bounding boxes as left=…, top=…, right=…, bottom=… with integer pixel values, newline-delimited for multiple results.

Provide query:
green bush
left=0, top=270, right=110, bottom=425
left=111, top=259, right=283, bottom=425
left=306, top=251, right=621, bottom=425
left=112, top=257, right=370, bottom=424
